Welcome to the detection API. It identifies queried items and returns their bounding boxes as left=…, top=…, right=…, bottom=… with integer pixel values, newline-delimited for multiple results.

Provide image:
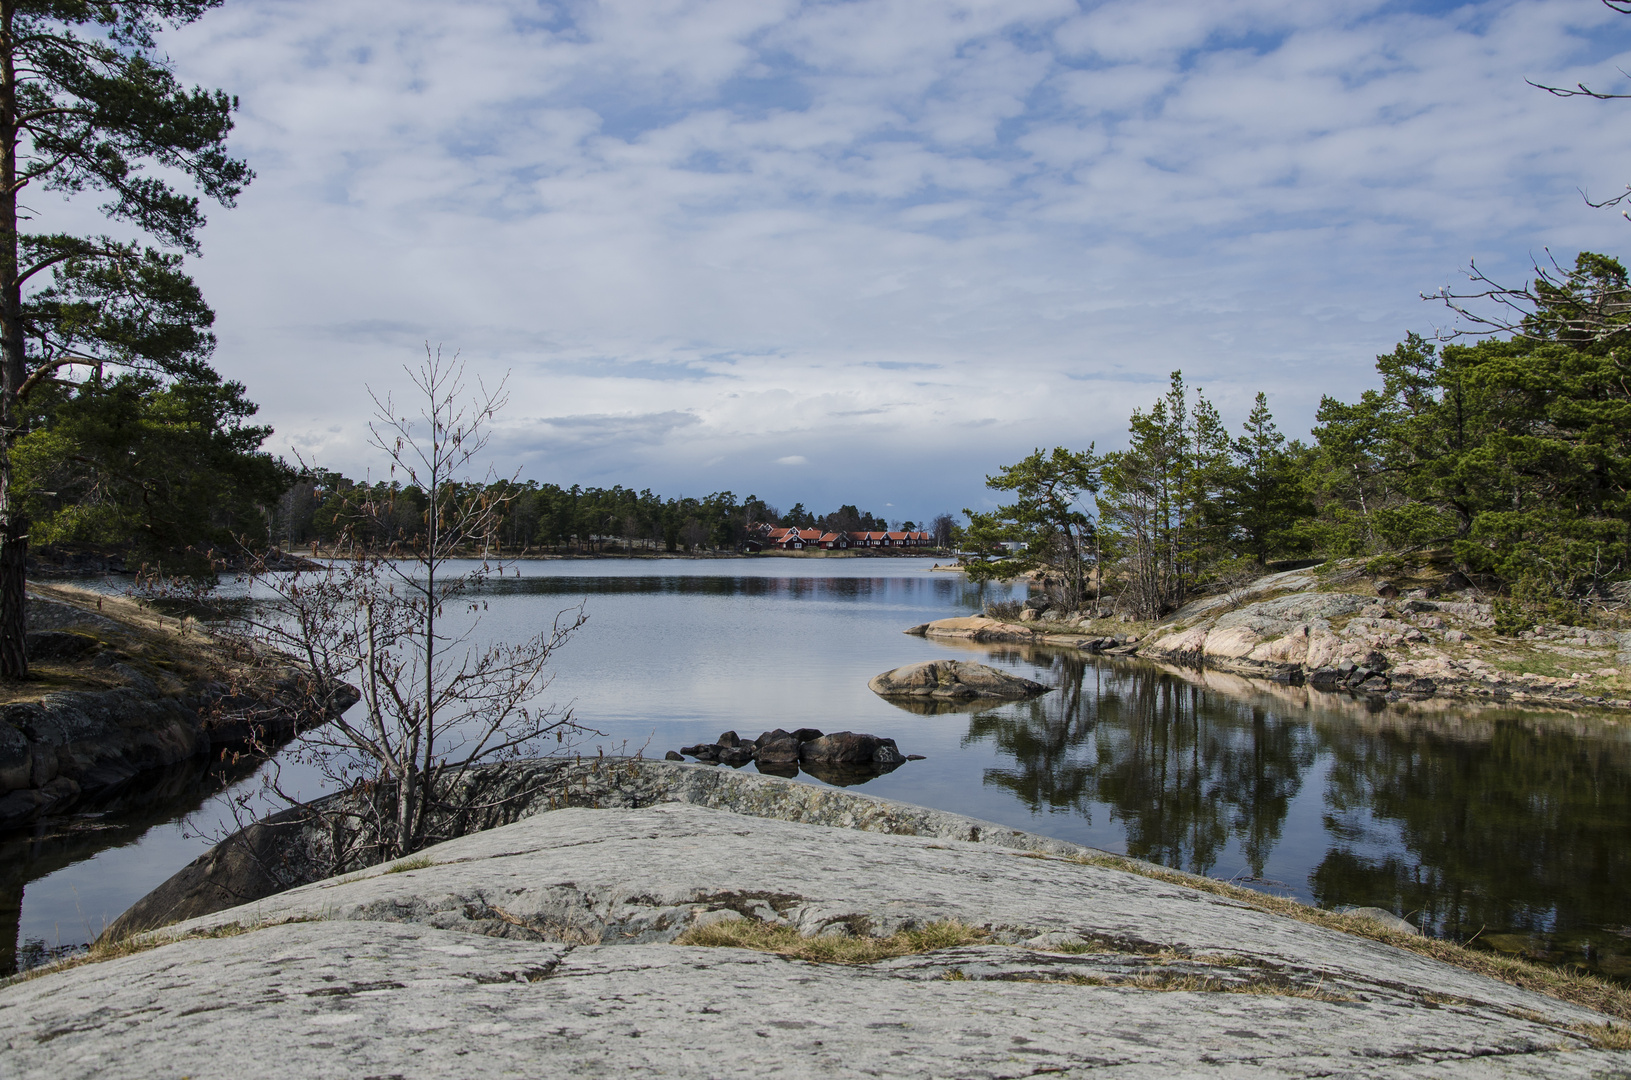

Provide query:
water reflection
left=1313, top=713, right=1631, bottom=975
left=0, top=754, right=259, bottom=974
left=965, top=651, right=1631, bottom=977
left=966, top=652, right=1315, bottom=879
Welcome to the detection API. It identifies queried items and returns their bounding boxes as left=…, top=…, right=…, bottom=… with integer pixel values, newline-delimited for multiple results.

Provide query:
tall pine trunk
left=0, top=1, right=26, bottom=680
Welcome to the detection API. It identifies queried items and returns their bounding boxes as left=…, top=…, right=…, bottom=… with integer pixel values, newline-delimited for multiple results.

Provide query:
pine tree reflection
left=1311, top=714, right=1631, bottom=976
left=965, top=656, right=1315, bottom=878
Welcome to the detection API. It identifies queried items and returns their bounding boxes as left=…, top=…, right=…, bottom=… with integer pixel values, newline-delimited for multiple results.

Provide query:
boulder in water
left=869, top=660, right=1050, bottom=701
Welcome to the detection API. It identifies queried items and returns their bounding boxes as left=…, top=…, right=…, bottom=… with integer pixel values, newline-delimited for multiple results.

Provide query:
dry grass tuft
left=2, top=921, right=277, bottom=988
left=1573, top=1022, right=1631, bottom=1050
left=1015, top=970, right=1350, bottom=1002
left=1067, top=851, right=1631, bottom=1021
left=383, top=855, right=434, bottom=874
left=675, top=918, right=986, bottom=964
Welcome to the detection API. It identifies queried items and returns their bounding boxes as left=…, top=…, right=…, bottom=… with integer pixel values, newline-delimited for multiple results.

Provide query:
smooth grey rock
left=24, top=630, right=100, bottom=662
left=1337, top=907, right=1420, bottom=936
left=3, top=803, right=1619, bottom=1079
left=105, top=760, right=1096, bottom=938
left=869, top=659, right=1050, bottom=701
left=25, top=599, right=123, bottom=636
left=1168, top=566, right=1322, bottom=621
left=1025, top=930, right=1090, bottom=951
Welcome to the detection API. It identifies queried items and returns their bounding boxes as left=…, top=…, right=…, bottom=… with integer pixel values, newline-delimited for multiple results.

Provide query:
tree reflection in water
left=1313, top=715, right=1631, bottom=975
left=965, top=652, right=1314, bottom=879
left=960, top=652, right=1631, bottom=978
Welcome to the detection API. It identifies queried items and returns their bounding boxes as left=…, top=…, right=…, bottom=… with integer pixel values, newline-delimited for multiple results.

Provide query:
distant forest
left=11, top=375, right=950, bottom=560
left=274, top=481, right=955, bottom=555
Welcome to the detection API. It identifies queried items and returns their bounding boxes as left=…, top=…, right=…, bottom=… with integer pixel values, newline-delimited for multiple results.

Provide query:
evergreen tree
left=1226, top=393, right=1310, bottom=566
left=0, top=1, right=251, bottom=675
left=14, top=370, right=283, bottom=557
left=1097, top=372, right=1230, bottom=616
left=962, top=446, right=1101, bottom=608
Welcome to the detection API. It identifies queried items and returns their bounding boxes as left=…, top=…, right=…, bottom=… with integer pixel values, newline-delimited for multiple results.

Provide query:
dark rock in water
left=800, top=732, right=905, bottom=766
left=680, top=727, right=907, bottom=777
left=664, top=750, right=684, bottom=761
left=1357, top=675, right=1391, bottom=694
left=106, top=801, right=319, bottom=937
left=905, top=754, right=926, bottom=761
left=754, top=730, right=800, bottom=766
left=1400, top=677, right=1437, bottom=697
left=1336, top=660, right=1356, bottom=677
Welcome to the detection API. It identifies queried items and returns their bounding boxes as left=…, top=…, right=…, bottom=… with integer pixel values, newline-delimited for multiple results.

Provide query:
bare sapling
left=229, top=348, right=587, bottom=865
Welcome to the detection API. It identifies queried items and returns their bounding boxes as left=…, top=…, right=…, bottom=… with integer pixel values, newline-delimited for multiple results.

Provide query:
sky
left=111, top=0, right=1631, bottom=522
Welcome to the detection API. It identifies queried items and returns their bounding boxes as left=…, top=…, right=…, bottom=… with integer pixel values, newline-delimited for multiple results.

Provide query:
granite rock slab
left=4, top=802, right=1623, bottom=1078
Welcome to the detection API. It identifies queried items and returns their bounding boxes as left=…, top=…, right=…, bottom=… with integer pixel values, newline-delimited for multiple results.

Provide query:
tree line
left=965, top=251, right=1631, bottom=621
left=18, top=414, right=950, bottom=560
left=273, top=478, right=938, bottom=556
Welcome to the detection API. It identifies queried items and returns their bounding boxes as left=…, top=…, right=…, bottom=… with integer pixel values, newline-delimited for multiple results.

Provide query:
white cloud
left=120, top=0, right=1631, bottom=520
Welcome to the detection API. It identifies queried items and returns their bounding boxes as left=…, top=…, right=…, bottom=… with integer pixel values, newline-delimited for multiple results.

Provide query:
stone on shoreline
left=798, top=731, right=905, bottom=765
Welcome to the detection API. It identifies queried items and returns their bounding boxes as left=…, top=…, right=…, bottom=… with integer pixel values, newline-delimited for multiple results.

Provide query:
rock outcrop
left=5, top=787, right=1622, bottom=1078
left=868, top=659, right=1050, bottom=701
left=904, top=614, right=1039, bottom=642
left=108, top=758, right=985, bottom=939
left=0, top=589, right=352, bottom=829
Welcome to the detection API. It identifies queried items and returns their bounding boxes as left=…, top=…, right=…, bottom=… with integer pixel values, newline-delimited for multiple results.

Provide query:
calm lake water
left=6, top=556, right=1630, bottom=979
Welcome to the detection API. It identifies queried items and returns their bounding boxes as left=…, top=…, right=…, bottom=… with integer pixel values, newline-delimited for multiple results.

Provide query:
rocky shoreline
left=5, top=760, right=1626, bottom=1078
left=910, top=569, right=1631, bottom=712
left=0, top=585, right=351, bottom=830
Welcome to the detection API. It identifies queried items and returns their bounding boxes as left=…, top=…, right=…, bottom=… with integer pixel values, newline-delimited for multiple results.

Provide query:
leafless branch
left=223, top=348, right=591, bottom=860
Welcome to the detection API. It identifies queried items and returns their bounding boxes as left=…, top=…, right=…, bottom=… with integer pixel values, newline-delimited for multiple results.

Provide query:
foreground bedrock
left=3, top=802, right=1625, bottom=1078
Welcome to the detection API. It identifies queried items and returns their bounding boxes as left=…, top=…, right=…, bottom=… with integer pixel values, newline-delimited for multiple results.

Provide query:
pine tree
left=1228, top=393, right=1310, bottom=566
left=0, top=1, right=251, bottom=675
